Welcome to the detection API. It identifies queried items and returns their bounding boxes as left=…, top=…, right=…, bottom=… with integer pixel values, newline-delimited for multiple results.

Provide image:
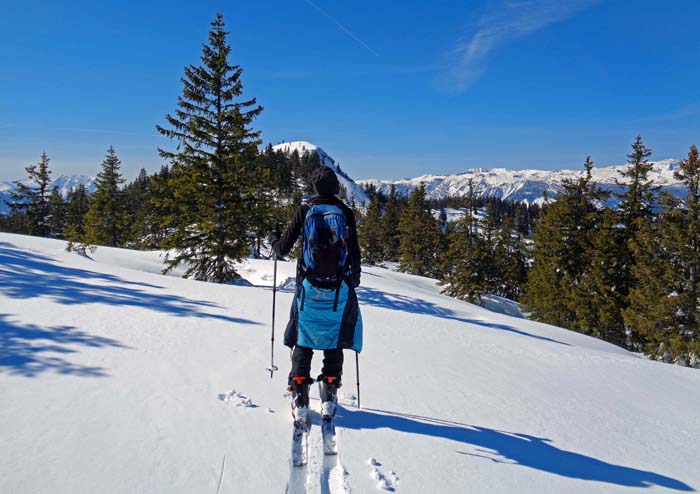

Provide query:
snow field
left=1, top=232, right=699, bottom=494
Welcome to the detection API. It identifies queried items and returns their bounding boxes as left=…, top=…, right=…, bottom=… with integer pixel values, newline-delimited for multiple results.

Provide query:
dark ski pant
left=289, top=346, right=344, bottom=383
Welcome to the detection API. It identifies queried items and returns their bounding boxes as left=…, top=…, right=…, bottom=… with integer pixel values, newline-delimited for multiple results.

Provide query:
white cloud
left=440, top=0, right=600, bottom=92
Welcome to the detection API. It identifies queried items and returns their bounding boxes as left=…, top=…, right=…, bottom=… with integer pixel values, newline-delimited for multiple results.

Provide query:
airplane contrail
left=302, top=0, right=379, bottom=57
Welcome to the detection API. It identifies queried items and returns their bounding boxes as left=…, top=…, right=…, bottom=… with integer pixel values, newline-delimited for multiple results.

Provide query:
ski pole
left=267, top=254, right=279, bottom=379
left=355, top=351, right=361, bottom=408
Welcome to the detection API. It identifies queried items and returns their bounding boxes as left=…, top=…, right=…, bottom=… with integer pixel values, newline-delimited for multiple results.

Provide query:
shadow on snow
left=0, top=242, right=260, bottom=325
left=355, top=286, right=570, bottom=346
left=339, top=407, right=693, bottom=491
left=0, top=314, right=129, bottom=377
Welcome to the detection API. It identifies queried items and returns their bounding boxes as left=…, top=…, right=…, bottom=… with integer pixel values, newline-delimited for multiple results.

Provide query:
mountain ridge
left=358, top=158, right=683, bottom=206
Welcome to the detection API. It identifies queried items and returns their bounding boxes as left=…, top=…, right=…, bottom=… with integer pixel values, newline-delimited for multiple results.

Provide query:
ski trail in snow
left=216, top=455, right=226, bottom=494
left=305, top=416, right=323, bottom=493
left=286, top=460, right=308, bottom=494
left=320, top=429, right=351, bottom=494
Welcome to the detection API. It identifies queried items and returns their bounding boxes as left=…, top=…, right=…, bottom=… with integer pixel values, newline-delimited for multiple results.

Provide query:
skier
left=270, top=165, right=362, bottom=459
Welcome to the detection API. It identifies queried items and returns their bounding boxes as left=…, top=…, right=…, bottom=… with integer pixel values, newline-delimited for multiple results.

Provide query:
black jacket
left=272, top=195, right=361, bottom=287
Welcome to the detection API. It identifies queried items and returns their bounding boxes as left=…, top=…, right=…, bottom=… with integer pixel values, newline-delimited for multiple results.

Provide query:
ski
left=321, top=414, right=337, bottom=455
left=291, top=418, right=310, bottom=466
left=318, top=377, right=339, bottom=456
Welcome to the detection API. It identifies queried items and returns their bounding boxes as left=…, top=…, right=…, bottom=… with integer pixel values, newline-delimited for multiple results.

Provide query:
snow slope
left=273, top=141, right=370, bottom=206
left=1, top=232, right=699, bottom=494
left=360, top=159, right=685, bottom=206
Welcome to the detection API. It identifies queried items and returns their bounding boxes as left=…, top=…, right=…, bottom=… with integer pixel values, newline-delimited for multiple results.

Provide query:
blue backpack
left=302, top=204, right=349, bottom=285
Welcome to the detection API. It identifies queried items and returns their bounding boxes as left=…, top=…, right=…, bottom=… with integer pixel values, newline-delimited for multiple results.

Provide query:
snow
left=1, top=232, right=699, bottom=493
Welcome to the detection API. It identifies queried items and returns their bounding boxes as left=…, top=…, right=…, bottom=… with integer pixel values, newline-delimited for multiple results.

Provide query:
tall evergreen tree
left=63, top=184, right=91, bottom=249
left=156, top=13, right=263, bottom=282
left=493, top=214, right=528, bottom=300
left=84, top=146, right=128, bottom=247
left=46, top=186, right=67, bottom=238
left=398, top=184, right=441, bottom=277
left=7, top=152, right=52, bottom=236
left=625, top=145, right=700, bottom=365
left=616, top=135, right=656, bottom=230
left=380, top=184, right=402, bottom=262
left=615, top=135, right=657, bottom=348
left=122, top=168, right=151, bottom=246
left=358, top=194, right=383, bottom=264
left=440, top=181, right=487, bottom=302
left=142, top=165, right=178, bottom=249
left=522, top=157, right=606, bottom=329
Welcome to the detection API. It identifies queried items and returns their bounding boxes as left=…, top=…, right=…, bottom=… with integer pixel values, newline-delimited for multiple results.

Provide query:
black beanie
left=311, top=166, right=340, bottom=196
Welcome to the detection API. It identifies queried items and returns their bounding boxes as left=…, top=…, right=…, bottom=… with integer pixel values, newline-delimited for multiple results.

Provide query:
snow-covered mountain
left=0, top=174, right=96, bottom=214
left=2, top=232, right=699, bottom=493
left=360, top=159, right=685, bottom=206
left=272, top=141, right=370, bottom=206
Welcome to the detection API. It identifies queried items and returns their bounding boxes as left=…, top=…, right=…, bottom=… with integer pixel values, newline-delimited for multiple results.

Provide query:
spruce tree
left=358, top=194, right=383, bottom=264
left=142, top=165, right=178, bottom=249
left=398, top=185, right=441, bottom=277
left=494, top=214, right=528, bottom=300
left=156, top=13, right=263, bottom=282
left=440, top=183, right=487, bottom=302
left=574, top=207, right=628, bottom=344
left=522, top=157, right=606, bottom=329
left=46, top=186, right=66, bottom=238
left=8, top=152, right=52, bottom=236
left=64, top=183, right=91, bottom=251
left=615, top=136, right=657, bottom=348
left=380, top=184, right=402, bottom=262
left=123, top=168, right=151, bottom=246
left=616, top=135, right=656, bottom=230
left=480, top=202, right=500, bottom=293
left=625, top=145, right=700, bottom=365
left=84, top=146, right=128, bottom=247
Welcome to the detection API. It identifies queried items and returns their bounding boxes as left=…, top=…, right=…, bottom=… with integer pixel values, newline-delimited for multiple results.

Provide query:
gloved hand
left=350, top=273, right=361, bottom=289
left=269, top=222, right=282, bottom=245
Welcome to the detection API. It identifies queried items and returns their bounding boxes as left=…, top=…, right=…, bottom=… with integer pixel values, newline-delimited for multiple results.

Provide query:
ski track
left=215, top=455, right=226, bottom=494
left=286, top=412, right=350, bottom=494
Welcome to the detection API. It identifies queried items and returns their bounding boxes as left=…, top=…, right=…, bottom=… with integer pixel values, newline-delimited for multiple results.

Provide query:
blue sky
left=1, top=0, right=699, bottom=181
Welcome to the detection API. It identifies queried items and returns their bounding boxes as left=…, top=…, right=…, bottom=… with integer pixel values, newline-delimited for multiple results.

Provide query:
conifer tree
left=84, top=146, right=128, bottom=247
left=142, top=165, right=178, bottom=249
left=616, top=135, right=656, bottom=230
left=380, top=184, right=401, bottom=261
left=8, top=152, right=52, bottom=236
left=574, top=207, right=628, bottom=344
left=398, top=184, right=441, bottom=277
left=494, top=214, right=528, bottom=300
left=614, top=136, right=657, bottom=348
left=625, top=145, right=700, bottom=365
left=156, top=13, right=263, bottom=282
left=63, top=184, right=91, bottom=251
left=440, top=182, right=487, bottom=302
left=480, top=202, right=501, bottom=292
left=46, top=186, right=66, bottom=238
left=522, top=157, right=605, bottom=328
left=358, top=194, right=383, bottom=264
left=122, top=168, right=150, bottom=246
left=248, top=161, right=276, bottom=258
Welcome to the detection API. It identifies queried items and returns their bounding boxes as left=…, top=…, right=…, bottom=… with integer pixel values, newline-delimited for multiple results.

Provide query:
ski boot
left=317, top=374, right=340, bottom=455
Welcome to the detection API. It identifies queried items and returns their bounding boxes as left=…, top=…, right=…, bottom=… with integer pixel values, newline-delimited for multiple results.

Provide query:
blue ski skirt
left=284, top=278, right=363, bottom=352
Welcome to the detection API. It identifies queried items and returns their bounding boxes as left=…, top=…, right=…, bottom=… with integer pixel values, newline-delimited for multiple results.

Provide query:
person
left=270, top=166, right=362, bottom=425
